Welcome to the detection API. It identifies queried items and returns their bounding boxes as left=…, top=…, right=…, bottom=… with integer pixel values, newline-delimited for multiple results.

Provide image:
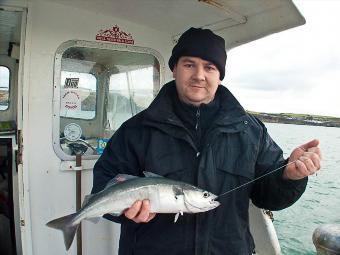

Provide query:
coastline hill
left=248, top=111, right=340, bottom=128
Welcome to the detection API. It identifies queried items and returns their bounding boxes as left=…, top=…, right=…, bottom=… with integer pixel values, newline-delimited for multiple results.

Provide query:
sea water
left=266, top=123, right=340, bottom=255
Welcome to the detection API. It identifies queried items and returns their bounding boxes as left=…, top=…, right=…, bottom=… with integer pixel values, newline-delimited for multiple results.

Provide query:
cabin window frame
left=52, top=40, right=165, bottom=162
left=0, top=65, right=11, bottom=111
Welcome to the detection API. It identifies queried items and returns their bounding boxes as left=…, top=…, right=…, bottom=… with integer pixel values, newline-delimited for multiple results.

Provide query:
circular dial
left=64, top=123, right=82, bottom=142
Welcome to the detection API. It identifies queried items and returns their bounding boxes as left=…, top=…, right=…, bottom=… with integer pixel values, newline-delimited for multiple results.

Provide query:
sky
left=225, top=0, right=340, bottom=118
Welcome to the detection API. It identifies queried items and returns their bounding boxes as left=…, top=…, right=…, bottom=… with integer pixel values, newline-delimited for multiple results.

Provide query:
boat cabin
left=0, top=0, right=305, bottom=254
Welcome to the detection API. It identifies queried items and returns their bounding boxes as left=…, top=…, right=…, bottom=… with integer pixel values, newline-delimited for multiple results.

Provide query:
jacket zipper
left=195, top=108, right=200, bottom=131
left=195, top=108, right=201, bottom=154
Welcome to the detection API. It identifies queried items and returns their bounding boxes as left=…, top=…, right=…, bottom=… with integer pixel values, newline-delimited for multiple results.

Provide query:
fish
left=46, top=171, right=220, bottom=250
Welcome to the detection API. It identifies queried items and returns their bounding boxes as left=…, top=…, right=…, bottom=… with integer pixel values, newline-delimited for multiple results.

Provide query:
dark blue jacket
left=92, top=81, right=308, bottom=255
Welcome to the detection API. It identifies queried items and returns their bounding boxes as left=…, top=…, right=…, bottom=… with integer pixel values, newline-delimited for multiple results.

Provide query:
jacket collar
left=144, top=80, right=180, bottom=126
left=144, top=80, right=248, bottom=128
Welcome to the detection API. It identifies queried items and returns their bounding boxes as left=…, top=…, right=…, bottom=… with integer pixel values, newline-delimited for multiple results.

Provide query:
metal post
left=76, top=154, right=82, bottom=255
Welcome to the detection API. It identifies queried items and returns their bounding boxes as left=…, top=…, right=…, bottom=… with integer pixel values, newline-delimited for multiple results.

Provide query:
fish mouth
left=210, top=199, right=220, bottom=207
left=185, top=199, right=219, bottom=212
left=211, top=195, right=220, bottom=203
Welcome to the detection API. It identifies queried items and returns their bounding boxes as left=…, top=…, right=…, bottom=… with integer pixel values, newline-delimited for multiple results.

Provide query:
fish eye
left=203, top=192, right=210, bottom=198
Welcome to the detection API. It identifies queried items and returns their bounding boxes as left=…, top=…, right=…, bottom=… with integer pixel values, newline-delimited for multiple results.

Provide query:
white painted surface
left=19, top=1, right=171, bottom=254
left=249, top=202, right=281, bottom=255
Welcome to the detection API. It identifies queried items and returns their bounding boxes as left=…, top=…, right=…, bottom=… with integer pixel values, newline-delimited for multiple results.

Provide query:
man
left=92, top=27, right=321, bottom=255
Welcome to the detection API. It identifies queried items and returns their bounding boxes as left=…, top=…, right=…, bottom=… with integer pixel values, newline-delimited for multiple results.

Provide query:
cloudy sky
left=225, top=0, right=340, bottom=118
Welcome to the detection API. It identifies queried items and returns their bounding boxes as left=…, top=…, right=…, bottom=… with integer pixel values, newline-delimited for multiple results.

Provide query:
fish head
left=182, top=186, right=220, bottom=213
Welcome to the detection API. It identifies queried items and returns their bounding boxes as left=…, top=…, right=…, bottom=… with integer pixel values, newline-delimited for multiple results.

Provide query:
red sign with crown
left=96, top=25, right=135, bottom=45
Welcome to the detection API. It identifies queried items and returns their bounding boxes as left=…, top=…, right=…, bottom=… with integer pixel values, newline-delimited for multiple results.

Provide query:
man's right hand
left=124, top=200, right=156, bottom=223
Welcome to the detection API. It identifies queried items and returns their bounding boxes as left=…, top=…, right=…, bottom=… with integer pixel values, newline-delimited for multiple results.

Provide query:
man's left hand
left=283, top=139, right=322, bottom=180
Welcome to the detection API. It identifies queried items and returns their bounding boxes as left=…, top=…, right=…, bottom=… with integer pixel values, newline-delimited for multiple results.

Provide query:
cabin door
left=0, top=7, right=26, bottom=255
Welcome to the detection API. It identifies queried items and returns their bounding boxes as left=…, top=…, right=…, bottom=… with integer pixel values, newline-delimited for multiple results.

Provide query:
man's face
left=173, top=56, right=221, bottom=106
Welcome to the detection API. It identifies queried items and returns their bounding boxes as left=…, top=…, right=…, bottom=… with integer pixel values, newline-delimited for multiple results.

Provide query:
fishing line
left=216, top=160, right=299, bottom=199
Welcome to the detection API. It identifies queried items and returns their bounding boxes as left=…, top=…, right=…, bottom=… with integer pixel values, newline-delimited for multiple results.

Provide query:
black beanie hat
left=168, top=27, right=227, bottom=80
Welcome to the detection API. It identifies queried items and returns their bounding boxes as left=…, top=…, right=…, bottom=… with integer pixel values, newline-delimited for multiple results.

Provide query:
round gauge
left=64, top=123, right=82, bottom=142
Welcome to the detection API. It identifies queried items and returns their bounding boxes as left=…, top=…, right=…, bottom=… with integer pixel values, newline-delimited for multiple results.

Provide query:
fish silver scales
left=46, top=171, right=220, bottom=250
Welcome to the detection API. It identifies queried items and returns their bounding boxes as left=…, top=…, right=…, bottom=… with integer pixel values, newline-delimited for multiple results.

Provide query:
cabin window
left=0, top=66, right=10, bottom=111
left=54, top=41, right=163, bottom=161
left=108, top=66, right=155, bottom=130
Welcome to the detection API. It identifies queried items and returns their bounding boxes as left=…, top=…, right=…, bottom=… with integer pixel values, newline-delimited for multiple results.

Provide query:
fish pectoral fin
left=143, top=171, right=164, bottom=178
left=173, top=186, right=184, bottom=197
left=174, top=211, right=183, bottom=223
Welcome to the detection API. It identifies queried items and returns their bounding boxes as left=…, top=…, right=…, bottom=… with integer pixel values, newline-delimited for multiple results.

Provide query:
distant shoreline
left=248, top=111, right=340, bottom=128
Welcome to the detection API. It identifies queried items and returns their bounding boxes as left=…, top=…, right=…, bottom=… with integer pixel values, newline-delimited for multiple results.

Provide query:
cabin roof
left=0, top=0, right=305, bottom=55
left=46, top=0, right=305, bottom=49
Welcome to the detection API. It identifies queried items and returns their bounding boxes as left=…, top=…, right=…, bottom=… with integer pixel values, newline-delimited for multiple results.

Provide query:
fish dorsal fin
left=143, top=171, right=164, bottom=178
left=104, top=174, right=139, bottom=189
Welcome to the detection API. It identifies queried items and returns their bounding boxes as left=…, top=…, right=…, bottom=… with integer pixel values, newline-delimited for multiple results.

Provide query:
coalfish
left=46, top=171, right=220, bottom=250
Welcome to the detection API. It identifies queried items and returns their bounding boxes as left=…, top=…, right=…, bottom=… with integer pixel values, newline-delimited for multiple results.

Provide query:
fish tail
left=46, top=213, right=79, bottom=250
